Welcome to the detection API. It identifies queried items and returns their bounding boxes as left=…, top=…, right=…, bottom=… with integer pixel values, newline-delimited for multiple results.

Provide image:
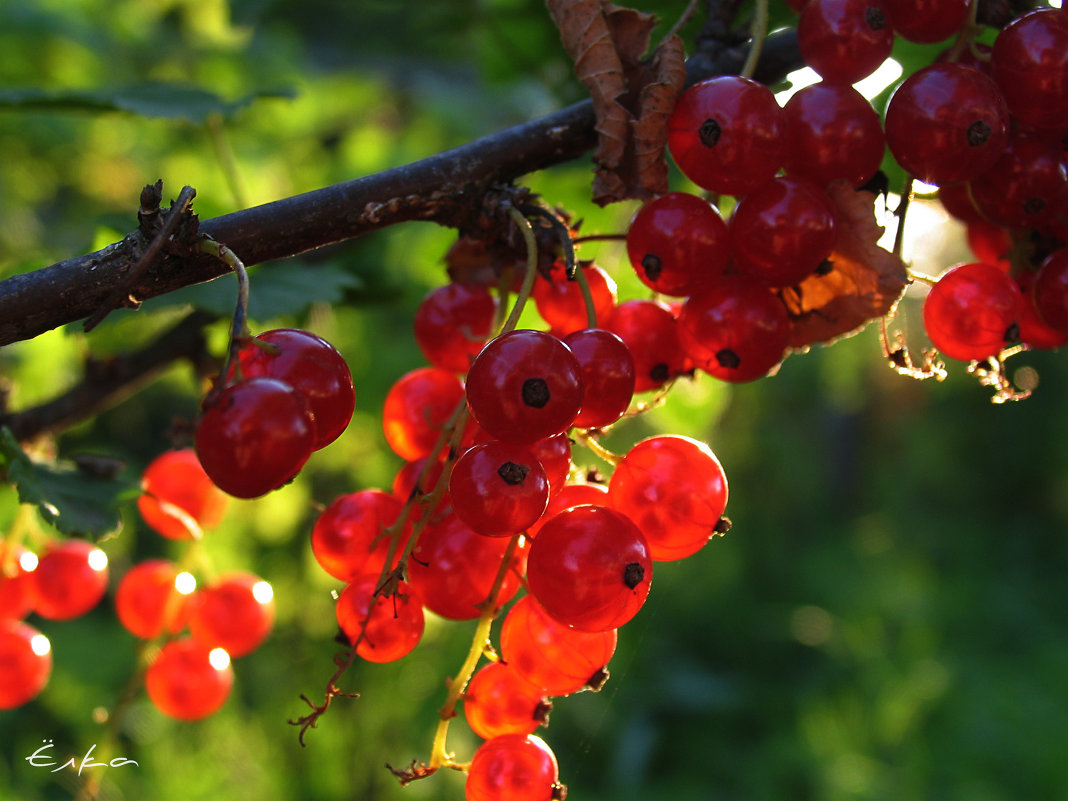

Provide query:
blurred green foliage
left=2, top=1, right=1068, bottom=800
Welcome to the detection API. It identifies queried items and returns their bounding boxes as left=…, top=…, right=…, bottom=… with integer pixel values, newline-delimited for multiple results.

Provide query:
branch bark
left=0, top=29, right=799, bottom=348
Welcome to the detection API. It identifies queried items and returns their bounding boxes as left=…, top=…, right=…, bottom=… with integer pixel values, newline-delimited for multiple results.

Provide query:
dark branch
left=0, top=29, right=801, bottom=348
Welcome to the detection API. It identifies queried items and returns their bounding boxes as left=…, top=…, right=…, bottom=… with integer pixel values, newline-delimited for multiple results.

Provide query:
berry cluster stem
left=198, top=236, right=250, bottom=398
left=740, top=0, right=770, bottom=80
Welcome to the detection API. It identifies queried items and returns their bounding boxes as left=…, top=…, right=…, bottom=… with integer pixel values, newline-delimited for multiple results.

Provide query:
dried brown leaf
left=782, top=181, right=909, bottom=348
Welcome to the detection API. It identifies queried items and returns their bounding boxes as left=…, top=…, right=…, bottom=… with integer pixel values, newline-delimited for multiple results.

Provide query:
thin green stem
left=740, top=0, right=770, bottom=79
left=499, top=206, right=540, bottom=334
left=198, top=237, right=250, bottom=394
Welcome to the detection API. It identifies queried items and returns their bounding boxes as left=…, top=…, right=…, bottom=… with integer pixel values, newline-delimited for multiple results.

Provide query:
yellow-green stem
left=740, top=0, right=769, bottom=79
left=499, top=206, right=540, bottom=335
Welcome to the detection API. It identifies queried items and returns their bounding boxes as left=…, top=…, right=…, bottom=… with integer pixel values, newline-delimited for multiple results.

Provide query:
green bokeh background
left=2, top=1, right=1067, bottom=800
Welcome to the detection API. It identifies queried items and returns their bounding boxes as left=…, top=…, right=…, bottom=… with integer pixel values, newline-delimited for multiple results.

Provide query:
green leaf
left=139, top=260, right=364, bottom=320
left=0, top=83, right=295, bottom=124
left=0, top=428, right=139, bottom=539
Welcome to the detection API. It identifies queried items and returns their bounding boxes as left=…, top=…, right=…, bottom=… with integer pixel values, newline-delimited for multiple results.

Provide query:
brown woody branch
left=0, top=29, right=799, bottom=349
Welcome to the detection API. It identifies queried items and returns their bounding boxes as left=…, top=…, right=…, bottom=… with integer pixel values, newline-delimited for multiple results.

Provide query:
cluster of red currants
left=194, top=328, right=356, bottom=498
left=307, top=261, right=730, bottom=799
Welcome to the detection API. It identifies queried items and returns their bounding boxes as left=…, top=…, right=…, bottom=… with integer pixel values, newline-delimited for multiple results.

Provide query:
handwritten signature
left=25, top=740, right=138, bottom=775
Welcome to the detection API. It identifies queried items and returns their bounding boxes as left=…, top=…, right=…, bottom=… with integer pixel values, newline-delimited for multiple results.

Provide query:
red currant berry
left=561, top=328, right=635, bottom=429
left=966, top=220, right=1012, bottom=271
left=883, top=0, right=968, bottom=43
left=526, top=482, right=610, bottom=540
left=138, top=448, right=227, bottom=540
left=407, top=513, right=526, bottom=620
left=195, top=377, right=315, bottom=499
left=527, top=505, right=652, bottom=632
left=608, top=435, right=729, bottom=561
left=884, top=63, right=1010, bottom=186
left=532, top=261, right=617, bottom=334
left=0, top=543, right=35, bottom=620
left=465, top=330, right=583, bottom=444
left=449, top=441, right=549, bottom=536
left=1032, top=248, right=1068, bottom=333
left=30, top=540, right=109, bottom=621
left=382, top=367, right=465, bottom=461
left=115, top=559, right=194, bottom=639
left=922, top=262, right=1022, bottom=361
left=237, top=329, right=354, bottom=449
left=500, top=594, right=617, bottom=696
left=189, top=573, right=275, bottom=658
left=667, top=76, right=785, bottom=196
left=335, top=575, right=425, bottom=663
left=782, top=82, right=885, bottom=188
left=528, top=433, right=573, bottom=497
left=678, top=275, right=791, bottom=383
left=145, top=637, right=233, bottom=720
left=797, top=0, right=894, bottom=85
left=938, top=182, right=984, bottom=225
left=969, top=131, right=1068, bottom=230
left=729, top=177, right=838, bottom=288
left=466, top=734, right=563, bottom=801
left=0, top=619, right=51, bottom=709
left=414, top=283, right=498, bottom=372
left=991, top=8, right=1068, bottom=133
left=464, top=661, right=550, bottom=739
left=605, top=299, right=686, bottom=392
left=625, top=192, right=729, bottom=296
left=1015, top=268, right=1068, bottom=349
left=311, top=489, right=411, bottom=582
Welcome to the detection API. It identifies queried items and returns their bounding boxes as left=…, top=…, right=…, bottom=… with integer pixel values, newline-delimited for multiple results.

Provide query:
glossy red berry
left=528, top=433, right=573, bottom=497
left=884, top=63, right=1010, bottom=186
left=729, top=177, right=838, bottom=288
left=145, top=637, right=233, bottom=720
left=195, top=377, right=315, bottom=499
left=464, top=661, right=550, bottom=739
left=407, top=513, right=526, bottom=620
left=236, top=329, right=354, bottom=449
left=922, top=262, right=1022, bottom=361
left=189, top=573, right=275, bottom=658
left=500, top=594, right=617, bottom=696
left=625, top=193, right=729, bottom=296
left=608, top=435, right=729, bottom=561
left=30, top=540, right=109, bottom=621
left=526, top=481, right=610, bottom=540
left=678, top=275, right=791, bottom=383
left=966, top=221, right=1012, bottom=271
left=449, top=441, right=549, bottom=536
left=465, top=734, right=562, bottom=801
left=527, top=505, right=652, bottom=633
left=0, top=543, right=35, bottom=620
left=938, top=182, right=984, bottom=225
left=311, top=489, right=411, bottom=582
left=991, top=8, right=1068, bottom=133
left=667, top=76, right=785, bottom=196
left=1032, top=249, right=1068, bottom=333
left=115, top=559, right=194, bottom=639
left=138, top=448, right=227, bottom=540
left=0, top=619, right=51, bottom=709
left=969, top=131, right=1068, bottom=230
left=335, top=575, right=425, bottom=663
left=797, top=0, right=895, bottom=85
left=532, top=261, right=617, bottom=334
left=782, top=82, right=885, bottom=188
left=561, top=328, right=635, bottom=429
left=605, top=300, right=686, bottom=393
left=465, top=330, right=583, bottom=444
left=414, top=283, right=498, bottom=372
left=1015, top=268, right=1068, bottom=349
left=382, top=367, right=465, bottom=461
left=883, top=0, right=969, bottom=43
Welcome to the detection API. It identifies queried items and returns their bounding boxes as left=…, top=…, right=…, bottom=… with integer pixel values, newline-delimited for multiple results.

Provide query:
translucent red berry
left=883, top=0, right=969, bottom=43
left=884, top=63, right=1010, bottom=186
left=450, top=441, right=549, bottom=536
left=0, top=543, right=35, bottom=620
left=528, top=433, right=573, bottom=497
left=189, top=573, right=275, bottom=658
left=236, top=328, right=355, bottom=449
left=464, top=661, right=550, bottom=739
left=562, top=328, right=635, bottom=429
left=625, top=192, right=729, bottom=296
left=30, top=540, right=109, bottom=621
left=991, top=8, right=1068, bottom=133
left=145, top=637, right=233, bottom=720
left=1032, top=248, right=1068, bottom=333
left=605, top=299, right=686, bottom=392
left=500, top=594, right=617, bottom=696
left=311, top=489, right=411, bottom=582
left=527, top=505, right=652, bottom=633
left=526, top=481, right=609, bottom=540
left=532, top=261, right=616, bottom=334
left=677, top=275, right=791, bottom=383
left=465, top=330, right=583, bottom=444
left=797, top=0, right=895, bottom=85
left=466, top=734, right=563, bottom=801
left=138, top=448, right=227, bottom=540
left=0, top=619, right=51, bottom=709
left=195, top=377, right=315, bottom=499
left=667, top=76, right=785, bottom=196
left=335, top=575, right=425, bottom=663
left=115, top=559, right=194, bottom=638
left=414, top=283, right=498, bottom=372
left=922, top=262, right=1022, bottom=361
left=969, top=131, right=1067, bottom=230
left=382, top=367, right=465, bottom=461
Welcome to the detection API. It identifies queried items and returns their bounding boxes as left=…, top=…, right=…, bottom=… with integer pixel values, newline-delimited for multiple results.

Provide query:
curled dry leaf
left=547, top=0, right=686, bottom=205
left=780, top=180, right=909, bottom=348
